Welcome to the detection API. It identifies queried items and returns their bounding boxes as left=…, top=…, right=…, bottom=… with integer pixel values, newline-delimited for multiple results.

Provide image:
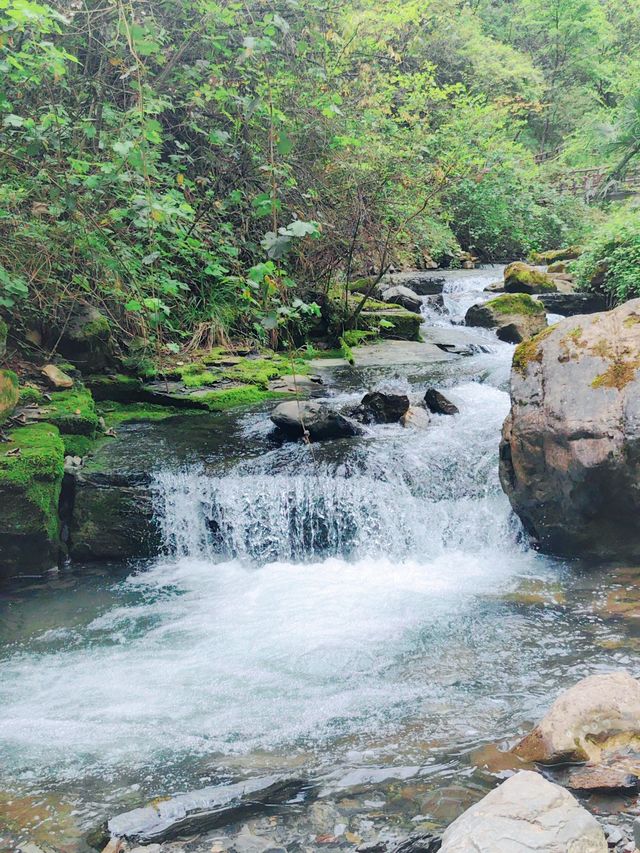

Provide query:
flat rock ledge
left=439, top=771, right=607, bottom=853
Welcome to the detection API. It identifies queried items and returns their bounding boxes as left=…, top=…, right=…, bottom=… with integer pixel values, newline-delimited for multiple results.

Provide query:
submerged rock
left=424, top=389, right=458, bottom=416
left=107, top=776, right=306, bottom=844
left=352, top=391, right=410, bottom=424
left=513, top=671, right=640, bottom=764
left=439, top=771, right=606, bottom=852
left=271, top=401, right=363, bottom=440
left=499, top=299, right=640, bottom=558
left=391, top=833, right=442, bottom=852
left=465, top=294, right=547, bottom=343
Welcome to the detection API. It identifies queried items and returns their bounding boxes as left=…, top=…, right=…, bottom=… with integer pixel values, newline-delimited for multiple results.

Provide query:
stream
left=1, top=267, right=639, bottom=852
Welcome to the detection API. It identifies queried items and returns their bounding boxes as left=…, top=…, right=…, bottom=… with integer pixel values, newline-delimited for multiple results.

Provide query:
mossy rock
left=504, top=262, right=557, bottom=295
left=86, top=373, right=145, bottom=403
left=0, top=423, right=65, bottom=579
left=54, top=306, right=116, bottom=373
left=360, top=308, right=422, bottom=341
left=529, top=246, right=582, bottom=265
left=0, top=369, right=19, bottom=424
left=465, top=294, right=547, bottom=343
left=485, top=294, right=546, bottom=316
left=40, top=387, right=100, bottom=436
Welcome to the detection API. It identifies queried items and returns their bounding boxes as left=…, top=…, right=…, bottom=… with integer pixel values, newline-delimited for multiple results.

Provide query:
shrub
left=574, top=205, right=640, bottom=304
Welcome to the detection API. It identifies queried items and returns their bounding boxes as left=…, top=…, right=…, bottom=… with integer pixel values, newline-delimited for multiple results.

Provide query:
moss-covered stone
left=40, top=387, right=100, bottom=436
left=54, top=305, right=116, bottom=373
left=530, top=246, right=582, bottom=265
left=0, top=423, right=65, bottom=578
left=504, top=262, right=557, bottom=295
left=192, top=385, right=288, bottom=410
left=360, top=307, right=422, bottom=341
left=486, top=293, right=546, bottom=316
left=86, top=373, right=144, bottom=402
left=0, top=369, right=19, bottom=424
left=466, top=294, right=547, bottom=344
left=512, top=326, right=556, bottom=376
left=98, top=401, right=201, bottom=426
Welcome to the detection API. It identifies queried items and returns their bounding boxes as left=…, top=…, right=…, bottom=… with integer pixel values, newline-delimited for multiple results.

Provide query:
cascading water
left=1, top=266, right=634, bottom=846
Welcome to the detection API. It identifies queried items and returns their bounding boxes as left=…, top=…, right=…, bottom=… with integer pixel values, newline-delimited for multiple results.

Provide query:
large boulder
left=380, top=285, right=422, bottom=313
left=424, top=388, right=459, bottom=416
left=465, top=294, right=547, bottom=343
left=537, top=292, right=607, bottom=316
left=504, top=262, right=557, bottom=295
left=351, top=391, right=410, bottom=424
left=439, top=771, right=606, bottom=853
left=513, top=671, right=640, bottom=764
left=499, top=298, right=640, bottom=558
left=271, top=401, right=363, bottom=441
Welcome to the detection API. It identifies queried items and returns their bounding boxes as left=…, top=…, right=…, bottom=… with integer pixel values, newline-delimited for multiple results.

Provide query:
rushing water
left=1, top=267, right=639, bottom=850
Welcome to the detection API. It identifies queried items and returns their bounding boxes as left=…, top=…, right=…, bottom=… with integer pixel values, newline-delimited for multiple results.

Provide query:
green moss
left=591, top=357, right=640, bottom=390
left=98, top=401, right=201, bottom=426
left=40, top=387, right=99, bottom=436
left=196, top=386, right=288, bottom=411
left=530, top=246, right=582, bottom=265
left=62, top=434, right=97, bottom=457
left=513, top=325, right=555, bottom=376
left=504, top=262, right=557, bottom=293
left=0, top=423, right=64, bottom=541
left=183, top=370, right=217, bottom=388
left=487, top=293, right=546, bottom=316
left=18, top=384, right=44, bottom=405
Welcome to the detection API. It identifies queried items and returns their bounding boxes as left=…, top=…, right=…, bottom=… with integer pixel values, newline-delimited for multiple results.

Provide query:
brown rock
left=41, top=364, right=73, bottom=389
left=567, top=765, right=639, bottom=792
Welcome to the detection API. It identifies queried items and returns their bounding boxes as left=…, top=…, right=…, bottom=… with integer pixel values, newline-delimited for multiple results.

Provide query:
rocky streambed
left=2, top=265, right=640, bottom=853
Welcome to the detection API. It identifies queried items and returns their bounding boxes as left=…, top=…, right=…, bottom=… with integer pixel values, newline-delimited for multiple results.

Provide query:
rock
left=268, top=374, right=323, bottom=395
left=566, top=765, right=639, bottom=793
left=271, top=401, right=363, bottom=440
left=107, top=776, right=305, bottom=844
left=483, top=281, right=504, bottom=293
left=530, top=246, right=582, bottom=265
left=381, top=285, right=423, bottom=313
left=401, top=406, right=431, bottom=430
left=548, top=261, right=567, bottom=273
left=352, top=391, right=410, bottom=424
left=465, top=294, right=547, bottom=343
left=424, top=389, right=458, bottom=416
left=513, top=672, right=640, bottom=763
left=391, top=833, right=441, bottom=852
left=382, top=272, right=445, bottom=296
left=439, top=771, right=607, bottom=853
left=53, top=305, right=115, bottom=373
left=504, top=262, right=557, bottom=295
left=41, top=364, right=74, bottom=390
left=0, top=368, right=19, bottom=424
left=361, top=307, right=423, bottom=341
left=536, top=292, right=607, bottom=316
left=499, top=299, right=640, bottom=558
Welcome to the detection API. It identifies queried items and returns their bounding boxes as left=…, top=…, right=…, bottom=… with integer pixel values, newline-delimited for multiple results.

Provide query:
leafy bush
left=574, top=205, right=640, bottom=304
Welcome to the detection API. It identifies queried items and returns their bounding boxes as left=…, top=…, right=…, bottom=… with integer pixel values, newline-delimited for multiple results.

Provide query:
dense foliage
left=575, top=203, right=640, bottom=303
left=0, top=0, right=638, bottom=353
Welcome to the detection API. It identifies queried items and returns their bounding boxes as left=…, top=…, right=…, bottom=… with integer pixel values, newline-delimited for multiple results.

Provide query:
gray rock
left=108, top=776, right=305, bottom=844
left=53, top=305, right=116, bottom=373
left=465, top=295, right=547, bottom=343
left=380, top=285, right=423, bottom=313
left=391, top=833, right=441, bottom=852
left=424, top=389, right=458, bottom=416
left=500, top=298, right=640, bottom=558
left=439, top=771, right=607, bottom=852
left=536, top=292, right=607, bottom=316
left=382, top=272, right=445, bottom=295
left=401, top=406, right=431, bottom=430
left=271, top=401, right=363, bottom=440
left=352, top=391, right=410, bottom=424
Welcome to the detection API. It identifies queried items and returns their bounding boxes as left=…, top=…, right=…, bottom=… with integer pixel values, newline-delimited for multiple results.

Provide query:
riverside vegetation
left=3, top=0, right=640, bottom=852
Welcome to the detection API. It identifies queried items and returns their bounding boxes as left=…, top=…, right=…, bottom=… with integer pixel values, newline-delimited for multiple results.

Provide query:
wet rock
left=391, top=833, right=441, bottom=852
left=268, top=374, right=323, bottom=395
left=483, top=281, right=504, bottom=293
left=504, top=262, right=557, bottom=295
left=401, top=406, right=431, bottom=430
left=107, top=776, right=306, bottom=844
left=567, top=765, right=639, bottom=793
left=499, top=299, right=640, bottom=559
left=439, top=771, right=607, bottom=852
left=424, top=389, right=458, bottom=416
left=382, top=272, right=445, bottom=296
left=271, top=401, right=363, bottom=441
left=536, top=292, right=607, bottom=316
left=41, top=364, right=74, bottom=390
left=465, top=294, right=547, bottom=343
left=513, top=672, right=640, bottom=764
left=352, top=391, right=410, bottom=424
left=380, top=286, right=423, bottom=313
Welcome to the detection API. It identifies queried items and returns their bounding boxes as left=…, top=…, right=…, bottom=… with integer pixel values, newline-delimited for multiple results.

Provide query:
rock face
left=537, top=292, right=607, bottom=316
left=465, top=294, right=547, bottom=343
left=504, top=262, right=557, bottom=295
left=439, top=771, right=607, bottom=853
left=271, top=401, right=363, bottom=441
left=513, top=672, right=640, bottom=764
left=0, top=369, right=19, bottom=424
left=380, top=285, right=422, bottom=313
left=500, top=299, right=640, bottom=558
left=424, top=388, right=459, bottom=416
left=54, top=305, right=115, bottom=373
left=352, top=391, right=410, bottom=424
